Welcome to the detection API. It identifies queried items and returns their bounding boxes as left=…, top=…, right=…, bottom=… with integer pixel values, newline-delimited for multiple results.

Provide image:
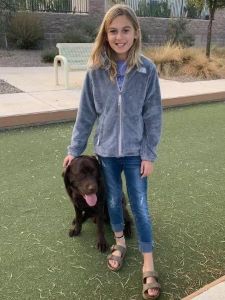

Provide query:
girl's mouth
left=115, top=43, right=126, bottom=48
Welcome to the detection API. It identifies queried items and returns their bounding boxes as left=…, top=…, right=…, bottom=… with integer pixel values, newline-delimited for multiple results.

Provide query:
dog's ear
left=62, top=166, right=67, bottom=178
left=90, top=155, right=98, bottom=162
left=63, top=165, right=73, bottom=198
left=89, top=155, right=99, bottom=167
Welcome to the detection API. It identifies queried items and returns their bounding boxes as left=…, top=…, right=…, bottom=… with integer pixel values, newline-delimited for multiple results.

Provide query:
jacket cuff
left=67, top=145, right=82, bottom=157
left=140, top=151, right=157, bottom=162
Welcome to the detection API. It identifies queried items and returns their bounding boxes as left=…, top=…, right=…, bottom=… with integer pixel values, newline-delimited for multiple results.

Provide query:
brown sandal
left=107, top=244, right=126, bottom=271
left=142, top=271, right=161, bottom=299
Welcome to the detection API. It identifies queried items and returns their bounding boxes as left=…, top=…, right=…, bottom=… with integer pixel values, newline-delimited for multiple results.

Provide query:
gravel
left=0, top=49, right=52, bottom=67
left=0, top=49, right=51, bottom=94
left=0, top=79, right=23, bottom=94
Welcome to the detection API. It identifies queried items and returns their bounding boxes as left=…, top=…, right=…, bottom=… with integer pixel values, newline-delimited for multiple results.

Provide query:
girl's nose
left=116, top=31, right=123, bottom=40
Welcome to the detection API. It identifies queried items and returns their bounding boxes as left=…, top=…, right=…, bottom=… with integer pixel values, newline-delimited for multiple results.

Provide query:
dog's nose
left=87, top=185, right=95, bottom=192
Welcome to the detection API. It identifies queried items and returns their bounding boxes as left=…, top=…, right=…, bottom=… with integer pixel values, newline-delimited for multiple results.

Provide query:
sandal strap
left=107, top=254, right=122, bottom=262
left=143, top=282, right=161, bottom=291
left=114, top=234, right=124, bottom=239
left=107, top=244, right=126, bottom=271
left=143, top=271, right=159, bottom=281
left=110, top=244, right=126, bottom=256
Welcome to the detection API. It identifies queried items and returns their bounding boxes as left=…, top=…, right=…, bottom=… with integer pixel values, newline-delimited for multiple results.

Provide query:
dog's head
left=62, top=156, right=101, bottom=207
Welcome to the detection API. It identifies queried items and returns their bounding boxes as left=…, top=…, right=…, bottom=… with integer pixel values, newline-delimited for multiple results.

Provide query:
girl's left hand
left=140, top=160, right=154, bottom=178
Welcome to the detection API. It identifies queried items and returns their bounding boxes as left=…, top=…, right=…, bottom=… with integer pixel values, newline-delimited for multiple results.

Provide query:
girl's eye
left=109, top=30, right=117, bottom=34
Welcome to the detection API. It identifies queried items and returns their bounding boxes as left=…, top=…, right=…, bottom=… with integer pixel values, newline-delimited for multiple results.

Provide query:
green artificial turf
left=0, top=102, right=225, bottom=300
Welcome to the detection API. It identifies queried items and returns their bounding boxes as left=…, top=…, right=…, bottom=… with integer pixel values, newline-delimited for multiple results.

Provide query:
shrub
left=61, top=20, right=98, bottom=43
left=62, top=29, right=92, bottom=43
left=167, top=18, right=194, bottom=47
left=144, top=43, right=182, bottom=73
left=180, top=49, right=220, bottom=79
left=144, top=44, right=225, bottom=80
left=211, top=46, right=225, bottom=59
left=8, top=12, right=44, bottom=49
left=136, top=0, right=171, bottom=17
left=41, top=48, right=58, bottom=63
left=186, top=0, right=204, bottom=19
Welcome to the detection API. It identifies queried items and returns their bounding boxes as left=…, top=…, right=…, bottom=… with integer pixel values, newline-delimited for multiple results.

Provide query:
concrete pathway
left=0, top=66, right=225, bottom=128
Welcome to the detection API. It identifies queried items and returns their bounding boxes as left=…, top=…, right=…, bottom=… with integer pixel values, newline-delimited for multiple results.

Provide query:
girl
left=63, top=4, right=162, bottom=299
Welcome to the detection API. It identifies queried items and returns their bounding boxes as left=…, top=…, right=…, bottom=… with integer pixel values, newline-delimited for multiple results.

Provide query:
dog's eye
left=71, top=180, right=78, bottom=187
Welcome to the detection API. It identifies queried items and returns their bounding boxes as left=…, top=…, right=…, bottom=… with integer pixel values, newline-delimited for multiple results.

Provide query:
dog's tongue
left=84, top=194, right=97, bottom=207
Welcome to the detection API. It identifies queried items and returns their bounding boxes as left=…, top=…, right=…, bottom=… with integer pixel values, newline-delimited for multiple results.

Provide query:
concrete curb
left=1, top=92, right=225, bottom=129
left=0, top=109, right=77, bottom=129
left=182, top=276, right=225, bottom=300
left=163, top=91, right=225, bottom=108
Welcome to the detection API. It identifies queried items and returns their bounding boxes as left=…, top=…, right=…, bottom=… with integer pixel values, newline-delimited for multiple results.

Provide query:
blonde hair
left=89, top=4, right=142, bottom=81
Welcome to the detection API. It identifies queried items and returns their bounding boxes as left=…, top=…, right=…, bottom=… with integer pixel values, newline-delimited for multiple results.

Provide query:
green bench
left=54, top=43, right=93, bottom=88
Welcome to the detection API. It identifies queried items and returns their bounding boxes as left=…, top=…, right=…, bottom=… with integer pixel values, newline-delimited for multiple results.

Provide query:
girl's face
left=106, top=15, right=138, bottom=60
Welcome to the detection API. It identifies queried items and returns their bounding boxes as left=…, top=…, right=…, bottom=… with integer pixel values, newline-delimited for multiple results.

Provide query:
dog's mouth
left=83, top=194, right=97, bottom=207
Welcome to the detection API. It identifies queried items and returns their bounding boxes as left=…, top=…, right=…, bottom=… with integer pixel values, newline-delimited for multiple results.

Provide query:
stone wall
left=38, top=9, right=225, bottom=48
left=38, top=12, right=102, bottom=47
left=1, top=0, right=224, bottom=49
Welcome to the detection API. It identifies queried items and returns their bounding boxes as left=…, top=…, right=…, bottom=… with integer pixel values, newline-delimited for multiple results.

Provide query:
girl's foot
left=107, top=235, right=126, bottom=271
left=142, top=269, right=161, bottom=299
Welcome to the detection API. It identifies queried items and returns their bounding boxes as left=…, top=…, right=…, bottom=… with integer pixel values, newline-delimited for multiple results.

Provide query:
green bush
left=186, top=0, right=203, bottom=19
left=62, top=29, right=92, bottom=43
left=8, top=12, right=44, bottom=49
left=41, top=48, right=58, bottom=63
left=61, top=20, right=98, bottom=43
left=136, top=0, right=171, bottom=17
left=167, top=18, right=194, bottom=47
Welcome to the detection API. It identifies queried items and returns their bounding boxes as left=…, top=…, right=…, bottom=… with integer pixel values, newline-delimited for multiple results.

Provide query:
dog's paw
left=97, top=237, right=108, bottom=253
left=69, top=225, right=81, bottom=237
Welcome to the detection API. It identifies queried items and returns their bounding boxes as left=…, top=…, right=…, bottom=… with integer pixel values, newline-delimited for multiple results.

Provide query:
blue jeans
left=98, top=156, right=153, bottom=253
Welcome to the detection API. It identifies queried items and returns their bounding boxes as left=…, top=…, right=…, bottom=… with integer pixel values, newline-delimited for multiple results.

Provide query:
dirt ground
left=0, top=49, right=52, bottom=67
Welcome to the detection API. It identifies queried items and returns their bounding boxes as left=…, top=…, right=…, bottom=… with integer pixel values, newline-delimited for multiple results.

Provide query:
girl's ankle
left=115, top=235, right=126, bottom=247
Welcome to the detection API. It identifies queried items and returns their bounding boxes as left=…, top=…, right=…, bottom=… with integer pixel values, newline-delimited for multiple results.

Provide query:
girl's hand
left=140, top=160, right=154, bottom=178
left=63, top=155, right=74, bottom=168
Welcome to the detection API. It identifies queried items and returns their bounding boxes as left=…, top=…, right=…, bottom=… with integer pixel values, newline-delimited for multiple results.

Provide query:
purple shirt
left=116, top=60, right=127, bottom=91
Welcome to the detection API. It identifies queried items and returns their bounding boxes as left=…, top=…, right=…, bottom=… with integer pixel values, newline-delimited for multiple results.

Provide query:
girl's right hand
left=63, top=155, right=74, bottom=168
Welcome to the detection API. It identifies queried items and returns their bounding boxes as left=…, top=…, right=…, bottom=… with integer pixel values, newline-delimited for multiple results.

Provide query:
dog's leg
left=69, top=206, right=83, bottom=237
left=95, top=213, right=108, bottom=252
left=122, top=194, right=132, bottom=238
left=123, top=208, right=132, bottom=238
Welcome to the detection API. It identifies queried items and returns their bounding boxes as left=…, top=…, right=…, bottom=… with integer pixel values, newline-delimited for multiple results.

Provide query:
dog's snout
left=87, top=184, right=95, bottom=193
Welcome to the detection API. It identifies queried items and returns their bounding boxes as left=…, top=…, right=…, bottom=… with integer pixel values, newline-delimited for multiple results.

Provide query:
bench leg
left=54, top=58, right=59, bottom=85
left=64, top=63, right=69, bottom=89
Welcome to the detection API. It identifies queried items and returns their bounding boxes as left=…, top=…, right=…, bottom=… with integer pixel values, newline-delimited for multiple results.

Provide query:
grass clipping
left=144, top=44, right=225, bottom=81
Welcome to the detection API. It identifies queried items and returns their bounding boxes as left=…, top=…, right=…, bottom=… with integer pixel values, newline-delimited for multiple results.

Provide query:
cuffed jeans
left=98, top=156, right=153, bottom=253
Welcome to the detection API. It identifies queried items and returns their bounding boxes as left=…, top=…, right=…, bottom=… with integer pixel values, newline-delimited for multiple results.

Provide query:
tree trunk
left=206, top=7, right=215, bottom=58
left=206, top=16, right=212, bottom=58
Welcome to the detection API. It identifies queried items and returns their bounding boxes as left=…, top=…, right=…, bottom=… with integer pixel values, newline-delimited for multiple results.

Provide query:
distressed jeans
left=98, top=156, right=153, bottom=253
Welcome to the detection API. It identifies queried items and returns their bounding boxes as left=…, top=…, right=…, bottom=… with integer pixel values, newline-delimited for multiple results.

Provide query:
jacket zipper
left=118, top=93, right=122, bottom=156
left=117, top=77, right=126, bottom=156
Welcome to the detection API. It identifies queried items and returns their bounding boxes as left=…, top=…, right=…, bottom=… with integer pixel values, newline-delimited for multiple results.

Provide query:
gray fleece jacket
left=68, top=55, right=162, bottom=162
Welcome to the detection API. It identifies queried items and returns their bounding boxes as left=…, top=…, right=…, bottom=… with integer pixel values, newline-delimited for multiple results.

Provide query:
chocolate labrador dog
left=62, top=155, right=132, bottom=252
